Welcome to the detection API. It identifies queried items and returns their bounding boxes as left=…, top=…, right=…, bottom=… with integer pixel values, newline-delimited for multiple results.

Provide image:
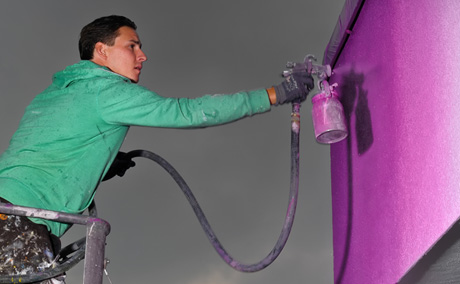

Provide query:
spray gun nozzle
left=304, top=54, right=332, bottom=80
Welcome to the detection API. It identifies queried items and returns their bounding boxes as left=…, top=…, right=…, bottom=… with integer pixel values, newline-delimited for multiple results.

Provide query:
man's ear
left=93, top=42, right=108, bottom=61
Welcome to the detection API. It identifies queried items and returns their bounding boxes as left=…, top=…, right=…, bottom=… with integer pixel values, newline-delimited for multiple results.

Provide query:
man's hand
left=102, top=151, right=136, bottom=181
left=267, top=72, right=314, bottom=105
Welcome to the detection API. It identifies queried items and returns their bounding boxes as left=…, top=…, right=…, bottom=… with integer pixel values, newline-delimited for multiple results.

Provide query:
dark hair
left=79, top=15, right=137, bottom=60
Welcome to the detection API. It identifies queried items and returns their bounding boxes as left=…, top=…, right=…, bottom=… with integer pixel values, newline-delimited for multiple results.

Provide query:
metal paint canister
left=311, top=90, right=348, bottom=144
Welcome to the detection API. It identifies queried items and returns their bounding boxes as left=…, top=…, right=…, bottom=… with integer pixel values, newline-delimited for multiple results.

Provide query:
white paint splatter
left=292, top=121, right=300, bottom=134
left=201, top=111, right=208, bottom=122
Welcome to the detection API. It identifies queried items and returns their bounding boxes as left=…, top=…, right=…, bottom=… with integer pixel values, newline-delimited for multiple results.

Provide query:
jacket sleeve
left=96, top=79, right=271, bottom=128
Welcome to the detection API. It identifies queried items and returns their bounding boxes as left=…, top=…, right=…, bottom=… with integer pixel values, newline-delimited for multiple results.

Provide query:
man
left=0, top=15, right=313, bottom=283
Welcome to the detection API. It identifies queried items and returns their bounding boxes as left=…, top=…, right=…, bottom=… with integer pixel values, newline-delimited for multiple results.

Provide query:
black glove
left=273, top=72, right=314, bottom=105
left=102, top=151, right=136, bottom=181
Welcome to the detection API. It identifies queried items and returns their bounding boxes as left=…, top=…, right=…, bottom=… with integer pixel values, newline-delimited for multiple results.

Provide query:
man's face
left=102, top=26, right=147, bottom=83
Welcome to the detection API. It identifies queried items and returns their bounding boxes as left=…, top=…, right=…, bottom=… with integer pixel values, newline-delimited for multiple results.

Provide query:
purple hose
left=126, top=102, right=301, bottom=272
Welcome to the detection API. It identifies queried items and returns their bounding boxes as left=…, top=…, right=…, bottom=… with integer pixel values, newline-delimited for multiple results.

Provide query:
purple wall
left=328, top=0, right=460, bottom=283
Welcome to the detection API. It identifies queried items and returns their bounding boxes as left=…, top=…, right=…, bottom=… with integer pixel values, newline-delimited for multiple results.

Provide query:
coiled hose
left=125, top=102, right=301, bottom=272
left=0, top=102, right=302, bottom=282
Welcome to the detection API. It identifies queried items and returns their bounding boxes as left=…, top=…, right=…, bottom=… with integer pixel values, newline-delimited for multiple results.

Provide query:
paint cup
left=311, top=90, right=348, bottom=144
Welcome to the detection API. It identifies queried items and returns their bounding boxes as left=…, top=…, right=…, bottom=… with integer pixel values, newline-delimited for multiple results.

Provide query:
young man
left=0, top=15, right=313, bottom=283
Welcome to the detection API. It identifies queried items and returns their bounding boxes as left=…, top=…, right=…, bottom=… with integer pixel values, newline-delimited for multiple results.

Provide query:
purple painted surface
left=328, top=0, right=460, bottom=283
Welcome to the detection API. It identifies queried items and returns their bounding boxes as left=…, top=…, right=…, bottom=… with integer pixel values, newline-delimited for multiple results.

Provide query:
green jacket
left=0, top=60, right=271, bottom=236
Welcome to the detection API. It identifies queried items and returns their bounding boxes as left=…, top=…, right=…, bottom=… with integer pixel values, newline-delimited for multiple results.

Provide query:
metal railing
left=0, top=202, right=110, bottom=284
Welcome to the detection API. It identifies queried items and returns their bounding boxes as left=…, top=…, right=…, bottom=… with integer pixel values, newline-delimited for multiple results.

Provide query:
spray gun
left=283, top=54, right=331, bottom=83
left=283, top=54, right=348, bottom=144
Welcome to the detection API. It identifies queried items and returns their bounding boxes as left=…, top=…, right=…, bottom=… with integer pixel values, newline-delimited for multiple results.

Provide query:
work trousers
left=0, top=199, right=65, bottom=284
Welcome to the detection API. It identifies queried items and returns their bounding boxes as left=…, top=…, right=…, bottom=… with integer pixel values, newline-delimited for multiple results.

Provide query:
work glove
left=102, top=151, right=136, bottom=181
left=267, top=72, right=314, bottom=105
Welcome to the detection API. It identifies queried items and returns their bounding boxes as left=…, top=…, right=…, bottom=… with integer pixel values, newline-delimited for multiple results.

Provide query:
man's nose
left=138, top=49, right=147, bottom=62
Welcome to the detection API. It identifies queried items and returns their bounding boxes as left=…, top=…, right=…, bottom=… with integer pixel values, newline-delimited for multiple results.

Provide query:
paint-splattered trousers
left=0, top=207, right=66, bottom=284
